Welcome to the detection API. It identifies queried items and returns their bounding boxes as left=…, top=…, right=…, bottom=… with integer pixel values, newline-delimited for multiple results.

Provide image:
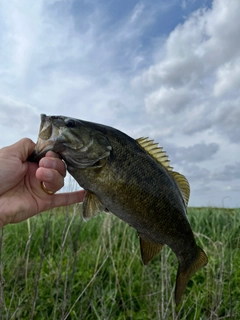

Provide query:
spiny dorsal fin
left=171, top=172, right=190, bottom=206
left=136, top=137, right=173, bottom=172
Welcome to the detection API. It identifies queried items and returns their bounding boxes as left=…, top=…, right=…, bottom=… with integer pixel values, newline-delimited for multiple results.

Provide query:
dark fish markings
left=29, top=114, right=208, bottom=305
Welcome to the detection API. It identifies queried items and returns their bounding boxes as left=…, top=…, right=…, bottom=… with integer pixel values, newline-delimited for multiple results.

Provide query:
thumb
left=9, top=138, right=36, bottom=161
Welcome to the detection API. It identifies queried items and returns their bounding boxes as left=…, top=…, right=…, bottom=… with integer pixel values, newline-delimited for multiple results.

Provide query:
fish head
left=30, top=114, right=112, bottom=168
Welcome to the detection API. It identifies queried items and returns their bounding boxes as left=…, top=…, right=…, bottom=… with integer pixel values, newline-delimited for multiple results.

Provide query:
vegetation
left=0, top=206, right=239, bottom=319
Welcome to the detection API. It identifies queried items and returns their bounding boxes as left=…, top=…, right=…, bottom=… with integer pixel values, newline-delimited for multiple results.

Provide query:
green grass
left=0, top=206, right=240, bottom=319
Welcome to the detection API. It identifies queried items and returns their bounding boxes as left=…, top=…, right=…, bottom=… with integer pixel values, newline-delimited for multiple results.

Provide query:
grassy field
left=0, top=206, right=239, bottom=319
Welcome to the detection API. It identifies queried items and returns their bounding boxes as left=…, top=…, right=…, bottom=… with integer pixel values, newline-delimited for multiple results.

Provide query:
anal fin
left=82, top=191, right=105, bottom=221
left=138, top=233, right=164, bottom=265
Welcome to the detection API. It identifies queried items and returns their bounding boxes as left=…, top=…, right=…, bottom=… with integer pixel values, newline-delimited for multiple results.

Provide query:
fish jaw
left=29, top=114, right=112, bottom=167
left=29, top=114, right=65, bottom=162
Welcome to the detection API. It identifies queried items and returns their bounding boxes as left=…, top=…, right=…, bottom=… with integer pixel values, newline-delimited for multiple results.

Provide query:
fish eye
left=65, top=119, right=76, bottom=128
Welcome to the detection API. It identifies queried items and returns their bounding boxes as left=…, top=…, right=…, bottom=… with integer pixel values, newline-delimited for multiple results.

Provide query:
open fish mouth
left=28, top=114, right=61, bottom=162
left=36, top=141, right=55, bottom=156
left=28, top=113, right=208, bottom=305
left=28, top=138, right=56, bottom=162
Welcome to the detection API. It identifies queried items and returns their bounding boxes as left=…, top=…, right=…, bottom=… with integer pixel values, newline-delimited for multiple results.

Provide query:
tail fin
left=175, top=246, right=208, bottom=306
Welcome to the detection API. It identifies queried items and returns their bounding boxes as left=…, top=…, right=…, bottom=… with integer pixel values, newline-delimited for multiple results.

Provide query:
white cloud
left=0, top=95, right=38, bottom=127
left=173, top=142, right=219, bottom=163
left=214, top=100, right=240, bottom=143
left=0, top=0, right=240, bottom=207
left=213, top=57, right=240, bottom=96
left=132, top=0, right=240, bottom=144
left=145, top=86, right=196, bottom=114
left=134, top=0, right=240, bottom=88
left=0, top=95, right=39, bottom=146
left=130, top=0, right=240, bottom=207
left=130, top=3, right=145, bottom=24
left=213, top=162, right=240, bottom=181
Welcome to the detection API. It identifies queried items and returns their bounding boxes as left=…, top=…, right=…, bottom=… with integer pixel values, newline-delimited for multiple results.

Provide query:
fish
left=29, top=114, right=208, bottom=305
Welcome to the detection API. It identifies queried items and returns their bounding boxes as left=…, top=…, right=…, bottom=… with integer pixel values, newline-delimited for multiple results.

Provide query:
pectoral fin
left=82, top=191, right=105, bottom=221
left=138, top=233, right=164, bottom=265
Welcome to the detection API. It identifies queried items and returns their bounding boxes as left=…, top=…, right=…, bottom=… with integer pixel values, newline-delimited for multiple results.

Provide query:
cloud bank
left=0, top=0, right=239, bottom=207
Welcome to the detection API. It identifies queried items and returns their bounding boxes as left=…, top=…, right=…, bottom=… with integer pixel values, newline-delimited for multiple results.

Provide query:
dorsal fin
left=171, top=172, right=190, bottom=206
left=136, top=137, right=190, bottom=207
left=136, top=137, right=173, bottom=172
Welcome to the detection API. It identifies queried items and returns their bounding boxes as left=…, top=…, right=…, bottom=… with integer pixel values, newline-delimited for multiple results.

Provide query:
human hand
left=0, top=138, right=85, bottom=228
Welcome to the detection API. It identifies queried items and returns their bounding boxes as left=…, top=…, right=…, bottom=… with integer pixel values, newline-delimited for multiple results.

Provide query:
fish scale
left=29, top=114, right=208, bottom=306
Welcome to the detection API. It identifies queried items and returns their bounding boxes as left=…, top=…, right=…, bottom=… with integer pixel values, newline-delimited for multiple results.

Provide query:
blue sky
left=0, top=0, right=240, bottom=207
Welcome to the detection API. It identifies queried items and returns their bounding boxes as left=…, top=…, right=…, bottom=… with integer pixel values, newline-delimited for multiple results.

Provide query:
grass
left=0, top=206, right=240, bottom=319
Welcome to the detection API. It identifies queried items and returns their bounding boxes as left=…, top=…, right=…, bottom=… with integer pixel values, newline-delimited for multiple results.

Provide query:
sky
left=0, top=0, right=240, bottom=208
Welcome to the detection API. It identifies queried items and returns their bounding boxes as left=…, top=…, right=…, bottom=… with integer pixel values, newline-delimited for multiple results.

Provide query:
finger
left=39, top=157, right=66, bottom=177
left=36, top=167, right=64, bottom=194
left=45, top=150, right=61, bottom=159
left=3, top=138, right=35, bottom=161
left=51, top=190, right=86, bottom=207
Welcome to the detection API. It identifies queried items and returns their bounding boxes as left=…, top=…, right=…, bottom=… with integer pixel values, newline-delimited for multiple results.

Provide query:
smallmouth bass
left=29, top=114, right=208, bottom=305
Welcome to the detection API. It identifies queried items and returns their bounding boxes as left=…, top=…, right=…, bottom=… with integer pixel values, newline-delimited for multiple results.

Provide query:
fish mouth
left=29, top=114, right=61, bottom=162
left=36, top=140, right=55, bottom=156
left=28, top=139, right=56, bottom=162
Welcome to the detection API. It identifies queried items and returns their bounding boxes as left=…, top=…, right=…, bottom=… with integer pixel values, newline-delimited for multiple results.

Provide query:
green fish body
left=30, top=114, right=208, bottom=305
